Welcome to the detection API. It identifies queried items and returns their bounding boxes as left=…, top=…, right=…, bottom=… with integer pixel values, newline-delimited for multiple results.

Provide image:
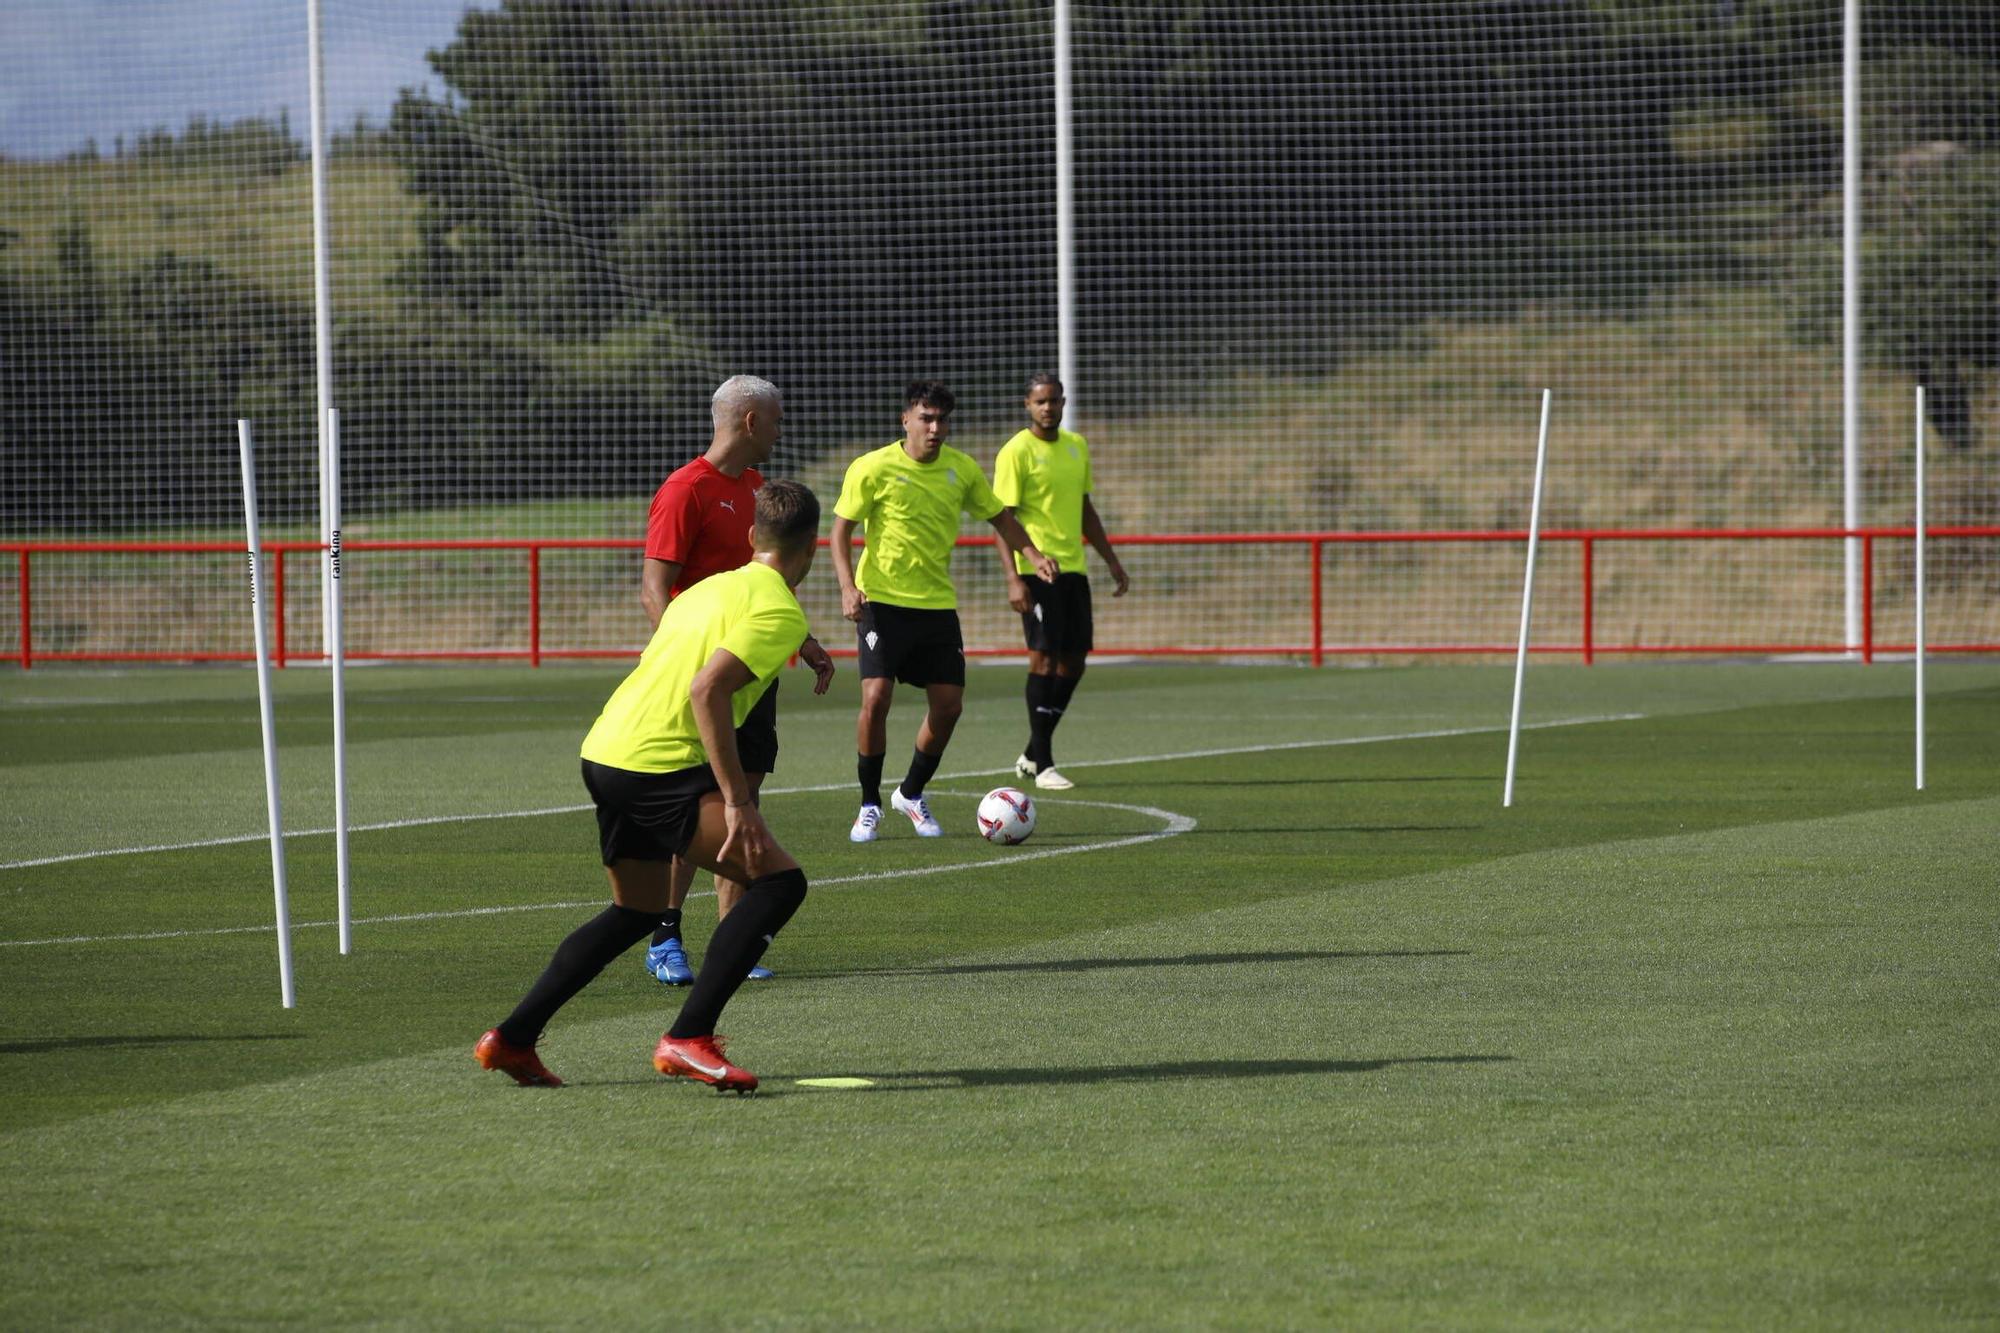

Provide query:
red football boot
left=653, top=1033, right=758, bottom=1094
left=474, top=1028, right=563, bottom=1087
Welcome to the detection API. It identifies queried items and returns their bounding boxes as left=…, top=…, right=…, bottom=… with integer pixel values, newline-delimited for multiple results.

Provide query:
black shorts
left=1021, top=572, right=1094, bottom=656
left=581, top=758, right=718, bottom=865
left=856, top=602, right=965, bottom=687
left=737, top=677, right=779, bottom=774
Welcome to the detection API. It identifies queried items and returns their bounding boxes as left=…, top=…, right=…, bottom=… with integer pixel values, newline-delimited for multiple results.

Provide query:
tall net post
left=1054, top=0, right=1077, bottom=428
left=309, top=0, right=338, bottom=662
left=1842, top=0, right=1864, bottom=653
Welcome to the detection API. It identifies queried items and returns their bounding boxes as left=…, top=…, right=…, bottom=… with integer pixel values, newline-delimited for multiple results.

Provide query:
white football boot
left=890, top=788, right=944, bottom=837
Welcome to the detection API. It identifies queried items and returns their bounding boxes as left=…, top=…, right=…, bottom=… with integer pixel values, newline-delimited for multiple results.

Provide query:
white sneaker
left=849, top=803, right=882, bottom=843
left=890, top=787, right=943, bottom=837
left=1014, top=754, right=1038, bottom=780
left=1033, top=766, right=1075, bottom=791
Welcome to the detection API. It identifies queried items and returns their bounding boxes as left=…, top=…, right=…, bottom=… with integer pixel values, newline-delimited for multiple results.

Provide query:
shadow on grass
left=789, top=1054, right=1514, bottom=1092
left=811, top=948, right=1469, bottom=980
left=571, top=1053, right=1513, bottom=1093
left=0, top=1033, right=303, bottom=1055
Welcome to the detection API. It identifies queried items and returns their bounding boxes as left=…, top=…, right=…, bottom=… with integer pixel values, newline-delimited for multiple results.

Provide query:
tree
left=1863, top=147, right=2000, bottom=448
left=1789, top=48, right=2000, bottom=448
left=391, top=2, right=651, bottom=336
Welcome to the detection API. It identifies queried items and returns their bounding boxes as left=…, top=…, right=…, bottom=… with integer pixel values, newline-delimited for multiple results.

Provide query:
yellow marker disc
left=794, top=1077, right=876, bottom=1089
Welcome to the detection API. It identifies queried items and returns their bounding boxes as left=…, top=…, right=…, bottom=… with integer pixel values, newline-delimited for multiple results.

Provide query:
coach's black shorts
left=1021, top=572, right=1094, bottom=656
left=737, top=677, right=779, bottom=774
left=856, top=601, right=965, bottom=688
left=581, top=758, right=718, bottom=865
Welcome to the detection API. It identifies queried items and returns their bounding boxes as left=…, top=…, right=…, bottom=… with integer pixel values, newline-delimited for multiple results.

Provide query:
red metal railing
left=6, top=527, right=1998, bottom=668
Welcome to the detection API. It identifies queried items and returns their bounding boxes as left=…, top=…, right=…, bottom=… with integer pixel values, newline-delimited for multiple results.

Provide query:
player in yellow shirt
left=476, top=480, right=829, bottom=1095
left=830, top=380, right=1058, bottom=840
left=993, top=373, right=1130, bottom=790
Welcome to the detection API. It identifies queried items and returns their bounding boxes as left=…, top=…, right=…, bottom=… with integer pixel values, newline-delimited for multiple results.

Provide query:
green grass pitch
left=3, top=660, right=1997, bottom=1327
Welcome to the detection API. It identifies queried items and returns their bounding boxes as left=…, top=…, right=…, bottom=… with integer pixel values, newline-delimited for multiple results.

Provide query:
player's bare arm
left=1081, top=497, right=1129, bottom=597
left=829, top=513, right=867, bottom=620
left=640, top=557, right=685, bottom=628
left=690, top=647, right=776, bottom=877
left=990, top=509, right=1059, bottom=583
left=797, top=634, right=836, bottom=694
left=998, top=529, right=1032, bottom=612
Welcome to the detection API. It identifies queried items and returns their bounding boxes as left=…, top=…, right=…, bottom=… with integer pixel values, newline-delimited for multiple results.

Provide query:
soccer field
left=3, top=660, right=1998, bottom=1327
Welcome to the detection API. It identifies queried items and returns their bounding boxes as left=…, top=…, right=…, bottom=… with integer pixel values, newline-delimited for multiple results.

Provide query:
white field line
left=0, top=806, right=595, bottom=871
left=2, top=712, right=1641, bottom=876
left=1, top=794, right=1193, bottom=949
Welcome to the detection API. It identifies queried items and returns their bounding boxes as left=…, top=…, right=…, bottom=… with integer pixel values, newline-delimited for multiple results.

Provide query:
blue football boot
left=645, top=937, right=693, bottom=986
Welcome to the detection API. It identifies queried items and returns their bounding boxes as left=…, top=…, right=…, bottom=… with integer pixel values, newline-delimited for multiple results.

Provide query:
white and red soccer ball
left=976, top=786, right=1036, bottom=845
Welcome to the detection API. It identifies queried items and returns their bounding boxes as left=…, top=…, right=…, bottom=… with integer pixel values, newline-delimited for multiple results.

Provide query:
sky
left=0, top=0, right=489, bottom=157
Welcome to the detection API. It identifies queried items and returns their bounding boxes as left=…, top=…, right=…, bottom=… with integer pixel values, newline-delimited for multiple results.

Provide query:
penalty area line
left=1, top=712, right=1642, bottom=873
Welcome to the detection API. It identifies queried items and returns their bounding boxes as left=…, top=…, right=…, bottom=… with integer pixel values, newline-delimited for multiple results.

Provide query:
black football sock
left=1044, top=673, right=1081, bottom=759
left=900, top=745, right=943, bottom=799
left=858, top=752, right=885, bottom=807
left=1050, top=672, right=1081, bottom=713
left=649, top=907, right=684, bottom=949
left=497, top=903, right=665, bottom=1047
left=668, top=868, right=809, bottom=1038
left=1025, top=674, right=1058, bottom=769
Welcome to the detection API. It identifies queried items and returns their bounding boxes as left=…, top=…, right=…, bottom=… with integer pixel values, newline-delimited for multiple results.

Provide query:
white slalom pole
left=320, top=419, right=333, bottom=664
left=1915, top=386, right=1926, bottom=791
left=238, top=420, right=297, bottom=1009
left=1503, top=389, right=1554, bottom=808
left=327, top=408, right=353, bottom=950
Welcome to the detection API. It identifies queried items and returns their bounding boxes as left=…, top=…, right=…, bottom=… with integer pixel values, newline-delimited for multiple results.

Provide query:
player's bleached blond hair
left=712, top=374, right=781, bottom=428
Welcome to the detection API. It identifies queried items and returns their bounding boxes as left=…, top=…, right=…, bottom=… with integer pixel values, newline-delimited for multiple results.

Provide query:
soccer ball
left=976, top=787, right=1036, bottom=845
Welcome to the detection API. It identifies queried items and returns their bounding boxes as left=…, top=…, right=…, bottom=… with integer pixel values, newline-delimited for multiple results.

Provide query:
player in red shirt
left=639, top=375, right=834, bottom=985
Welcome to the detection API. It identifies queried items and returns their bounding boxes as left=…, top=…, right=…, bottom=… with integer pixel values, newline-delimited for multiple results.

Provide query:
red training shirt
left=644, top=457, right=763, bottom=598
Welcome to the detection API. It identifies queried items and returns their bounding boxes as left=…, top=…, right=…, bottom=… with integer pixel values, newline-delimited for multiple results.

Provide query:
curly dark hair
left=903, top=379, right=956, bottom=417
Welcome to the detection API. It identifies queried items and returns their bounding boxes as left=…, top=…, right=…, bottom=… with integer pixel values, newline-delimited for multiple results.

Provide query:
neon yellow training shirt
left=580, top=561, right=809, bottom=774
left=833, top=441, right=1004, bottom=609
left=993, top=427, right=1092, bottom=576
